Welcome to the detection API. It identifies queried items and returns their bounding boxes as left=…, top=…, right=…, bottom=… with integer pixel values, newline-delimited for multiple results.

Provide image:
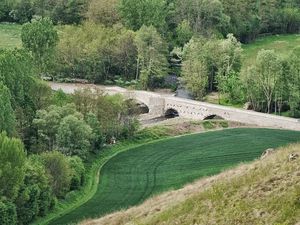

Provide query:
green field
left=49, top=128, right=300, bottom=225
left=0, top=23, right=22, bottom=49
left=242, top=34, right=300, bottom=68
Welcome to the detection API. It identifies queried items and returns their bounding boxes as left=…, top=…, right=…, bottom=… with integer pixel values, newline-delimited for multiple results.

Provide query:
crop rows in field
left=50, top=128, right=300, bottom=225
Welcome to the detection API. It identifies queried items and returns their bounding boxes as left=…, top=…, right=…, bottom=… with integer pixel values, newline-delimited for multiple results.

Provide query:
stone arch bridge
left=50, top=82, right=300, bottom=131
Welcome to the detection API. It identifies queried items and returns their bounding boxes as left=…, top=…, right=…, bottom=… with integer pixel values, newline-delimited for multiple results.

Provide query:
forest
left=0, top=0, right=299, bottom=224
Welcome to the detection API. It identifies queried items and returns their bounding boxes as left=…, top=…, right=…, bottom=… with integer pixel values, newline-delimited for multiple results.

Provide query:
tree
left=55, top=22, right=137, bottom=82
left=287, top=48, right=300, bottom=116
left=68, top=156, right=85, bottom=190
left=86, top=0, right=120, bottom=26
left=9, top=0, right=34, bottom=24
left=217, top=71, right=244, bottom=104
left=51, top=0, right=86, bottom=25
left=0, top=83, right=16, bottom=136
left=215, top=34, right=242, bottom=102
left=175, top=0, right=229, bottom=37
left=40, top=151, right=71, bottom=198
left=119, top=0, right=167, bottom=31
left=15, top=156, right=54, bottom=224
left=21, top=17, right=58, bottom=74
left=56, top=115, right=92, bottom=158
left=181, top=38, right=208, bottom=99
left=0, top=199, right=17, bottom=225
left=0, top=49, right=50, bottom=148
left=181, top=35, right=242, bottom=99
left=85, top=113, right=103, bottom=152
left=33, top=104, right=79, bottom=151
left=135, top=25, right=168, bottom=89
left=0, top=133, right=26, bottom=200
left=176, top=20, right=194, bottom=47
left=243, top=50, right=283, bottom=113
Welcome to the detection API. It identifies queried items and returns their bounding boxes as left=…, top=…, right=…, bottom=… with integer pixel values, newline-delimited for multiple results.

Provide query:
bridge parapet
left=49, top=82, right=300, bottom=131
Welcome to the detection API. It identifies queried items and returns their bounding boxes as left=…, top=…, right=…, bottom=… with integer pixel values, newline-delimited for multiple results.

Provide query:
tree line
left=1, top=0, right=299, bottom=41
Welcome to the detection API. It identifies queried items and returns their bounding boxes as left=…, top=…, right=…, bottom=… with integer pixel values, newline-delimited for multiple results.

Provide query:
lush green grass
left=0, top=23, right=22, bottom=49
left=140, top=143, right=300, bottom=225
left=242, top=34, right=300, bottom=68
left=49, top=128, right=300, bottom=225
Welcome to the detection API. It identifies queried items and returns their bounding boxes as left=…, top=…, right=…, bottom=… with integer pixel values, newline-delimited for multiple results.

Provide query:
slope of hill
left=82, top=143, right=300, bottom=225
left=0, top=23, right=22, bottom=49
left=242, top=34, right=300, bottom=68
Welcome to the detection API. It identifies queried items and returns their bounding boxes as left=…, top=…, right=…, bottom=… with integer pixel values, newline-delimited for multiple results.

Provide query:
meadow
left=242, top=34, right=300, bottom=68
left=49, top=128, right=300, bottom=225
left=0, top=23, right=22, bottom=49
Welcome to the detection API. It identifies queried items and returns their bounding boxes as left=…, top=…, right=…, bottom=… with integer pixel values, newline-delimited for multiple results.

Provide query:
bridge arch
left=165, top=108, right=179, bottom=118
left=126, top=99, right=150, bottom=115
left=203, top=114, right=224, bottom=120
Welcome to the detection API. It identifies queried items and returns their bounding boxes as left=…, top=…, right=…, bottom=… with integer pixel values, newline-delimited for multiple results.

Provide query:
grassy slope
left=140, top=144, right=300, bottom=225
left=52, top=128, right=300, bottom=225
left=242, top=34, right=300, bottom=68
left=0, top=23, right=22, bottom=49
left=82, top=143, right=300, bottom=225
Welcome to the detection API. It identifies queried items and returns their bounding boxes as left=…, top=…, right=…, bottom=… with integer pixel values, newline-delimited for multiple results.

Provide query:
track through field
left=50, top=128, right=300, bottom=224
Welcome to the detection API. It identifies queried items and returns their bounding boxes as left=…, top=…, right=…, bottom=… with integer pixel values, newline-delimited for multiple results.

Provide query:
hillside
left=82, top=143, right=300, bottom=225
left=242, top=34, right=300, bottom=69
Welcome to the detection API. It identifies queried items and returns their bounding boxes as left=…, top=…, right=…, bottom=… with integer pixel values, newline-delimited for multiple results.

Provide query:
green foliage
left=41, top=151, right=71, bottom=198
left=55, top=22, right=137, bottom=82
left=119, top=0, right=167, bottom=31
left=21, top=17, right=58, bottom=73
left=57, top=115, right=92, bottom=158
left=15, top=156, right=54, bottom=224
left=0, top=50, right=50, bottom=143
left=0, top=47, right=52, bottom=150
left=0, top=83, right=16, bottom=135
left=85, top=113, right=104, bottom=152
left=73, top=88, right=139, bottom=139
left=175, top=20, right=194, bottom=47
left=86, top=0, right=120, bottom=26
left=10, top=0, right=34, bottom=24
left=181, top=38, right=208, bottom=99
left=287, top=49, right=300, bottom=116
left=203, top=121, right=215, bottom=130
left=135, top=25, right=168, bottom=89
left=243, top=49, right=283, bottom=113
left=68, top=156, right=85, bottom=190
left=176, top=0, right=229, bottom=37
left=217, top=72, right=244, bottom=104
left=51, top=0, right=86, bottom=25
left=33, top=104, right=81, bottom=151
left=0, top=199, right=17, bottom=225
left=51, top=89, right=73, bottom=106
left=182, top=34, right=242, bottom=99
left=0, top=132, right=26, bottom=200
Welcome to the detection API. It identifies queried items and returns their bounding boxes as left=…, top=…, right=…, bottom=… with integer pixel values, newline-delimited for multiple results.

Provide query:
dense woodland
left=0, top=0, right=299, bottom=224
left=0, top=19, right=140, bottom=224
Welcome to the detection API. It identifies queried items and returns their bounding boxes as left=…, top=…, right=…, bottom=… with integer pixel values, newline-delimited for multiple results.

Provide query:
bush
left=0, top=199, right=17, bottom=225
left=68, top=156, right=85, bottom=190
left=203, top=121, right=216, bottom=130
left=40, top=151, right=72, bottom=198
